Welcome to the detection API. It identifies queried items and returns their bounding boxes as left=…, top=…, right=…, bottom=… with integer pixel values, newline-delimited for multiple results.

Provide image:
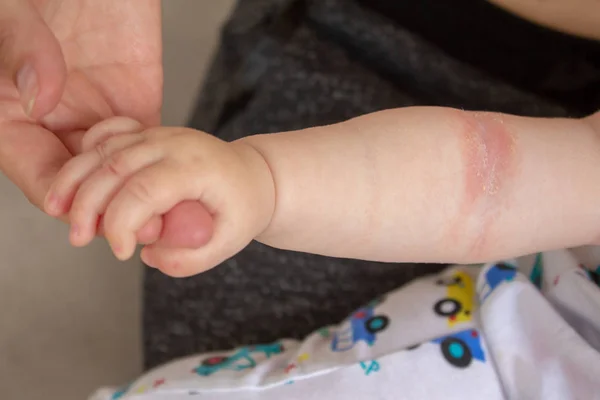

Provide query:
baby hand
left=44, top=117, right=275, bottom=276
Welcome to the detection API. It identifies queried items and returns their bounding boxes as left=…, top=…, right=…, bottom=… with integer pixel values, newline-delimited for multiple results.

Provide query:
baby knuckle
left=145, top=127, right=176, bottom=141
left=68, top=201, right=88, bottom=221
left=124, top=178, right=155, bottom=205
left=103, top=152, right=130, bottom=178
left=94, top=140, right=114, bottom=162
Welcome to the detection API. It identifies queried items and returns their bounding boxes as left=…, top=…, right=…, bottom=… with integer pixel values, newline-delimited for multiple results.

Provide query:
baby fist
left=46, top=118, right=275, bottom=277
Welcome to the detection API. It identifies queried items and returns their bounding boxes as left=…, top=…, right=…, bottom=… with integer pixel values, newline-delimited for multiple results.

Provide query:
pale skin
left=0, top=0, right=598, bottom=272
left=0, top=0, right=212, bottom=250
left=45, top=108, right=600, bottom=277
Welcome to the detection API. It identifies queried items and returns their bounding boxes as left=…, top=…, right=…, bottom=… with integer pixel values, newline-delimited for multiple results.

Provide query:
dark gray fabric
left=143, top=0, right=598, bottom=369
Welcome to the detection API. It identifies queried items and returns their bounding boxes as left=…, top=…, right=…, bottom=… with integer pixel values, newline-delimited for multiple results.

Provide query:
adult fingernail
left=16, top=63, right=38, bottom=118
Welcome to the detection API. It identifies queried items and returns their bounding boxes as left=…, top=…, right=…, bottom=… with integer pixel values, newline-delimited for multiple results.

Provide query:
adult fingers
left=140, top=218, right=247, bottom=278
left=0, top=0, right=67, bottom=119
left=107, top=201, right=214, bottom=248
left=154, top=201, right=214, bottom=248
left=0, top=120, right=71, bottom=209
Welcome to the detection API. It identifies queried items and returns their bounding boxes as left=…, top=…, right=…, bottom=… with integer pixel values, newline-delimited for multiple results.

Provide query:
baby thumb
left=0, top=0, right=67, bottom=119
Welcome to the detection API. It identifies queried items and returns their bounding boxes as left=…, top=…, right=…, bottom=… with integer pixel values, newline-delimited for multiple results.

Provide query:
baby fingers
left=44, top=133, right=146, bottom=217
left=67, top=142, right=166, bottom=247
left=102, top=161, right=200, bottom=260
left=81, top=117, right=145, bottom=152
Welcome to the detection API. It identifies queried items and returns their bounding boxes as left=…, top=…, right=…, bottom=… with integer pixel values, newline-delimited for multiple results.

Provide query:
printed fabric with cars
left=433, top=270, right=476, bottom=326
left=330, top=298, right=390, bottom=352
left=194, top=343, right=285, bottom=376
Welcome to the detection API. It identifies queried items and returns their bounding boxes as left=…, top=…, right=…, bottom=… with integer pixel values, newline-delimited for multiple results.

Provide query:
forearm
left=240, top=107, right=600, bottom=264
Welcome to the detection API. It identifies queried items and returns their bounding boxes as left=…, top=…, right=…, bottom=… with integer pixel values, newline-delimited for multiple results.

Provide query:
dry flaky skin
left=454, top=111, right=518, bottom=259
left=463, top=112, right=515, bottom=198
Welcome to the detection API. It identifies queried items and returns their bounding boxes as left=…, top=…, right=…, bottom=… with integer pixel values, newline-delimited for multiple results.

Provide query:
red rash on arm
left=454, top=111, right=520, bottom=257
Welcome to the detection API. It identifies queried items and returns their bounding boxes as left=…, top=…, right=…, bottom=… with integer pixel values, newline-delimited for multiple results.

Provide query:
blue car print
left=529, top=253, right=543, bottom=289
left=480, top=262, right=517, bottom=303
left=194, top=343, right=284, bottom=376
left=111, top=386, right=130, bottom=399
left=431, top=329, right=486, bottom=368
left=331, top=301, right=390, bottom=352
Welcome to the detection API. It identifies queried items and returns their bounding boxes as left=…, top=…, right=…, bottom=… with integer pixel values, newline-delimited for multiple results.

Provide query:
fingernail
left=44, top=192, right=60, bottom=215
left=109, top=239, right=133, bottom=261
left=16, top=63, right=38, bottom=118
left=71, top=224, right=80, bottom=237
left=69, top=224, right=82, bottom=246
left=110, top=240, right=122, bottom=255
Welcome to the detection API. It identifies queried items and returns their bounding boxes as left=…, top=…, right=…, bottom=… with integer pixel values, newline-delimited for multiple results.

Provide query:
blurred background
left=0, top=1, right=235, bottom=399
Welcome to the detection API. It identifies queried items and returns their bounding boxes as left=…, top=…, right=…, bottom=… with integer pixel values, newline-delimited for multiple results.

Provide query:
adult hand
left=0, top=0, right=213, bottom=249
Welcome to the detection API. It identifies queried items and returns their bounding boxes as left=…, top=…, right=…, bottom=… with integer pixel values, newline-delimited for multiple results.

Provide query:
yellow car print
left=433, top=270, right=475, bottom=326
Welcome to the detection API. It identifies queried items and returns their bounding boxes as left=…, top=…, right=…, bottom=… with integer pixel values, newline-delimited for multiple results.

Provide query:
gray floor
left=0, top=2, right=235, bottom=399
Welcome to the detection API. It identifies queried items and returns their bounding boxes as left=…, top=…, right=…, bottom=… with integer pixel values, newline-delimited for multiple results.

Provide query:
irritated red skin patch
left=455, top=111, right=518, bottom=258
left=462, top=112, right=516, bottom=203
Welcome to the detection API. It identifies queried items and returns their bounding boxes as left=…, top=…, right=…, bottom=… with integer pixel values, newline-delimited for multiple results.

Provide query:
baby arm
left=44, top=107, right=600, bottom=276
left=244, top=107, right=600, bottom=264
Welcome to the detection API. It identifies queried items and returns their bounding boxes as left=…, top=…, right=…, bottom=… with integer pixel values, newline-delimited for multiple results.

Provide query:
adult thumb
left=0, top=0, right=67, bottom=120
